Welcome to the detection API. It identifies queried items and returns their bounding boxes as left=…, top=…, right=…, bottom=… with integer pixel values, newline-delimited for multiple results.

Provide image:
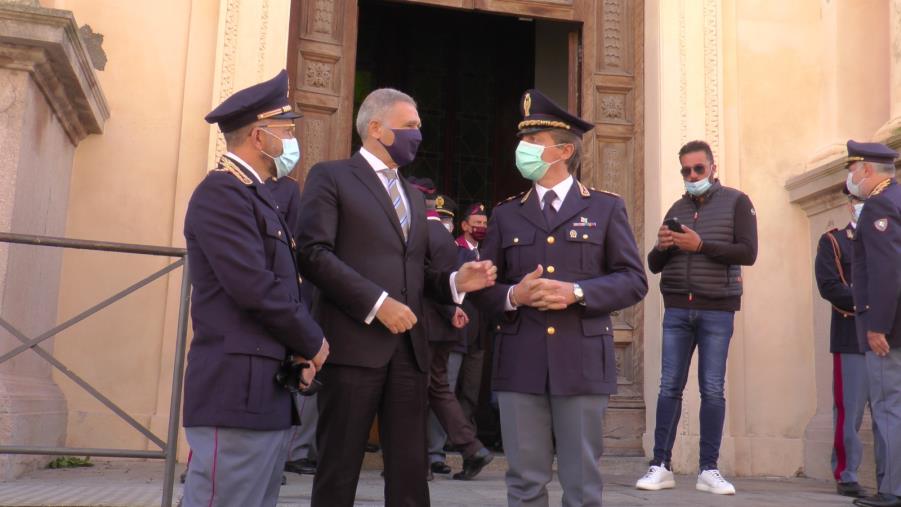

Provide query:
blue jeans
left=652, top=308, right=735, bottom=471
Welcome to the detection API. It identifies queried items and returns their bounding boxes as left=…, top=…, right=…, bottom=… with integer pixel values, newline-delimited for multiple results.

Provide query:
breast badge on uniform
left=572, top=217, right=597, bottom=228
left=569, top=230, right=578, bottom=239
left=874, top=218, right=889, bottom=232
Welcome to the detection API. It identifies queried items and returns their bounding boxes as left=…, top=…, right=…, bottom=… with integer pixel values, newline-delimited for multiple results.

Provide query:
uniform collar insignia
left=520, top=187, right=533, bottom=204
left=846, top=228, right=854, bottom=240
left=212, top=156, right=253, bottom=185
left=868, top=178, right=893, bottom=197
left=577, top=180, right=590, bottom=197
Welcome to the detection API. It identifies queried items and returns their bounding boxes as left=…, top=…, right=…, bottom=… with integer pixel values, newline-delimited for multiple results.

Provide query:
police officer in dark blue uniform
left=182, top=69, right=328, bottom=507
left=815, top=184, right=884, bottom=499
left=471, top=89, right=648, bottom=507
left=847, top=139, right=901, bottom=507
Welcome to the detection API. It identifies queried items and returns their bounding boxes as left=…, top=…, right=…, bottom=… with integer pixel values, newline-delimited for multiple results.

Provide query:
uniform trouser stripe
left=832, top=353, right=848, bottom=482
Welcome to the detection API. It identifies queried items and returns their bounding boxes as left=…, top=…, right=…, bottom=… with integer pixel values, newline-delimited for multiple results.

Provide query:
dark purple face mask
left=379, top=128, right=422, bottom=167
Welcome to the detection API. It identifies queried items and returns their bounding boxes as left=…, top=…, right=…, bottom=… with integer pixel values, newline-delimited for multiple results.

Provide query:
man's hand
left=455, top=260, right=498, bottom=293
left=532, top=280, right=577, bottom=311
left=311, top=337, right=329, bottom=370
left=376, top=297, right=418, bottom=334
left=868, top=331, right=891, bottom=357
left=671, top=224, right=702, bottom=252
left=510, top=265, right=544, bottom=308
left=451, top=307, right=469, bottom=329
left=293, top=356, right=317, bottom=388
left=656, top=224, right=675, bottom=251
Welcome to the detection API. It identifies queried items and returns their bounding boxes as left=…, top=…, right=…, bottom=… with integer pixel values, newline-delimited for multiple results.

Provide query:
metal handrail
left=0, top=232, right=190, bottom=507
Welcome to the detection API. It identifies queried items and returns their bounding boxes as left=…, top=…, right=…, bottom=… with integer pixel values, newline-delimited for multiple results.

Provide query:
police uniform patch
left=874, top=218, right=888, bottom=232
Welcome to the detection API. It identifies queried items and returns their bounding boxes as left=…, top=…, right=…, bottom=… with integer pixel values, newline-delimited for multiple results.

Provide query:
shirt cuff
left=449, top=272, right=466, bottom=305
left=365, top=291, right=389, bottom=325
left=504, top=286, right=517, bottom=311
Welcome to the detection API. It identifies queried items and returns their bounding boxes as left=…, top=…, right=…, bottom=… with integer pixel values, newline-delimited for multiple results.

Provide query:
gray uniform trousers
left=288, top=394, right=318, bottom=462
left=183, top=426, right=291, bottom=507
left=832, top=352, right=885, bottom=485
left=498, top=392, right=609, bottom=507
left=866, top=348, right=901, bottom=496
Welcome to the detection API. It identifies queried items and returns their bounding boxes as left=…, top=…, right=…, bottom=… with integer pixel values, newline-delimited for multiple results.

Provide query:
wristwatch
left=573, top=283, right=586, bottom=305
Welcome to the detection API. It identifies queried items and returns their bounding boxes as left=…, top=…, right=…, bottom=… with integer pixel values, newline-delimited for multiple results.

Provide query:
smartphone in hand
left=664, top=217, right=683, bottom=232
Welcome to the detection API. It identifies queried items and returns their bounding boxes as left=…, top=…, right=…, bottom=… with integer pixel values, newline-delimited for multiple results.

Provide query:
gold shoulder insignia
left=211, top=156, right=253, bottom=186
left=495, top=190, right=527, bottom=208
left=868, top=178, right=892, bottom=197
left=519, top=187, right=533, bottom=204
left=577, top=181, right=591, bottom=197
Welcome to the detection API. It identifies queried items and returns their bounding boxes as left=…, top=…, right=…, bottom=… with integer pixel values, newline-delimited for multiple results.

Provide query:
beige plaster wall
left=43, top=0, right=291, bottom=453
left=644, top=0, right=890, bottom=477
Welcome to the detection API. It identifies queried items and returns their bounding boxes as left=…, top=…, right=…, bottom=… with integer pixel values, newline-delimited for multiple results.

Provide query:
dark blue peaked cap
left=205, top=69, right=301, bottom=133
left=847, top=139, right=899, bottom=165
left=517, top=88, right=594, bottom=137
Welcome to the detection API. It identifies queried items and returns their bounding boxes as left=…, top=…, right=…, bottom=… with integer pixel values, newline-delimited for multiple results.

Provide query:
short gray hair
left=547, top=128, right=583, bottom=174
left=870, top=161, right=897, bottom=176
left=355, top=88, right=417, bottom=140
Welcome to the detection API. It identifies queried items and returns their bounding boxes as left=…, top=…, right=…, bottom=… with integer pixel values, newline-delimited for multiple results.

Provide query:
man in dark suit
left=815, top=184, right=884, bottom=499
left=182, top=70, right=328, bottom=507
left=471, top=89, right=648, bottom=507
left=296, top=88, right=497, bottom=507
left=846, top=140, right=901, bottom=507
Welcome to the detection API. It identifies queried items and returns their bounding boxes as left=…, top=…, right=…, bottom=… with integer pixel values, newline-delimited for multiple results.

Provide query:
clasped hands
left=510, top=265, right=577, bottom=311
left=377, top=260, right=497, bottom=334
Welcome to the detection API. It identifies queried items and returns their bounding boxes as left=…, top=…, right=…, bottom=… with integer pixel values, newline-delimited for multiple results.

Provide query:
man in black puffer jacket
left=635, top=140, right=757, bottom=496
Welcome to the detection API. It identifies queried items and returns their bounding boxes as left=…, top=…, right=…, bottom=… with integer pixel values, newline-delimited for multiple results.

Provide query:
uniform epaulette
left=281, top=174, right=298, bottom=183
left=210, top=156, right=253, bottom=185
left=590, top=186, right=620, bottom=198
left=495, top=189, right=528, bottom=208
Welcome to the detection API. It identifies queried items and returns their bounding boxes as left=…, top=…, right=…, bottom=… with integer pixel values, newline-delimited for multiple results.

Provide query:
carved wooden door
left=288, top=0, right=645, bottom=455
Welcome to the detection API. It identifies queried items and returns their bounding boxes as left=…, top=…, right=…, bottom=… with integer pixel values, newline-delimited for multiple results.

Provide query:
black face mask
left=379, top=128, right=422, bottom=167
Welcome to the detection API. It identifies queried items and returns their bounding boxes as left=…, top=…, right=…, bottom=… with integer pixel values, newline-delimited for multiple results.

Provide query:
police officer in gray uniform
left=847, top=139, right=901, bottom=507
left=182, top=70, right=328, bottom=507
left=472, top=89, right=648, bottom=507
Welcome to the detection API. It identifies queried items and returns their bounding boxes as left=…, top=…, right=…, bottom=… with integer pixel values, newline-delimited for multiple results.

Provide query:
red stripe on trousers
left=832, top=353, right=848, bottom=482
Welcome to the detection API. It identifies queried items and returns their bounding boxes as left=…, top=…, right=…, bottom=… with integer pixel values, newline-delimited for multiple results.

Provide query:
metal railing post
left=162, top=257, right=190, bottom=507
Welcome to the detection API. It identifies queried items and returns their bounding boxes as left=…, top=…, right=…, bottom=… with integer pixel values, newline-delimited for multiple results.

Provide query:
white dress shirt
left=358, top=148, right=465, bottom=324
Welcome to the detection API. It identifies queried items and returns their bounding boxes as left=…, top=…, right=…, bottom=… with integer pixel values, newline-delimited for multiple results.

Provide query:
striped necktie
left=381, top=168, right=409, bottom=240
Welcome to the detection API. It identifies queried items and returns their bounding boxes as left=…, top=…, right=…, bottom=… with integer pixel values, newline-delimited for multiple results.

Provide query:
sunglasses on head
left=680, top=164, right=708, bottom=178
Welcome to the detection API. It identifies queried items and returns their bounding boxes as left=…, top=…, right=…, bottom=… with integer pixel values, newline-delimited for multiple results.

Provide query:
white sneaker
left=695, top=469, right=736, bottom=495
left=635, top=465, right=675, bottom=490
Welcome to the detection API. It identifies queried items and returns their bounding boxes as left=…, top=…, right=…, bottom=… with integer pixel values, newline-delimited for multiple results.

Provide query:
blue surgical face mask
left=684, top=177, right=713, bottom=196
left=261, top=129, right=301, bottom=179
left=515, top=141, right=563, bottom=181
left=853, top=202, right=864, bottom=222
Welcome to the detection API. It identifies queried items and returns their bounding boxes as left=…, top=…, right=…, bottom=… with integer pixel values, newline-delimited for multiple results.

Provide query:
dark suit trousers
left=311, top=336, right=429, bottom=507
left=428, top=341, right=483, bottom=458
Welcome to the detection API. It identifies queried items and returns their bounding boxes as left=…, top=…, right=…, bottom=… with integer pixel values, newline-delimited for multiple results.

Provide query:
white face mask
left=846, top=167, right=865, bottom=199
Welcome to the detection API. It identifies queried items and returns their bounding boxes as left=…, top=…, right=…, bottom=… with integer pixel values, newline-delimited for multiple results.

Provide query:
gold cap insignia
left=523, top=93, right=532, bottom=117
left=436, top=196, right=445, bottom=208
left=479, top=204, right=485, bottom=211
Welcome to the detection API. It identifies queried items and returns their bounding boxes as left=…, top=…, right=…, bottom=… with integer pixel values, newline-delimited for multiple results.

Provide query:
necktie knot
left=543, top=190, right=557, bottom=210
left=381, top=168, right=398, bottom=182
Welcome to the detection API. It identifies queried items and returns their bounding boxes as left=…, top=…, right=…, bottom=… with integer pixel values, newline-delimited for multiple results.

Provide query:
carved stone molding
left=214, top=0, right=241, bottom=157
left=678, top=0, right=687, bottom=144
left=703, top=0, right=721, bottom=162
left=0, top=4, right=109, bottom=144
left=257, top=0, right=270, bottom=80
left=786, top=150, right=848, bottom=217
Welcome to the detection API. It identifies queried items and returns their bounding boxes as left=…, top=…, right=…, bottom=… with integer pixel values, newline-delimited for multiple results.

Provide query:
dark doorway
left=354, top=0, right=537, bottom=210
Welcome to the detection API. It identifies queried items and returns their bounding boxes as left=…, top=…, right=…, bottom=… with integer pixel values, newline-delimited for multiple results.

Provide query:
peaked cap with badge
left=517, top=88, right=595, bottom=137
left=846, top=139, right=899, bottom=167
left=205, top=69, right=301, bottom=133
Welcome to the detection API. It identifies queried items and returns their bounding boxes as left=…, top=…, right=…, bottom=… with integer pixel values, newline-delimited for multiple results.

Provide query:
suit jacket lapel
left=550, top=182, right=590, bottom=231
left=518, top=188, right=548, bottom=232
left=349, top=153, right=406, bottom=244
